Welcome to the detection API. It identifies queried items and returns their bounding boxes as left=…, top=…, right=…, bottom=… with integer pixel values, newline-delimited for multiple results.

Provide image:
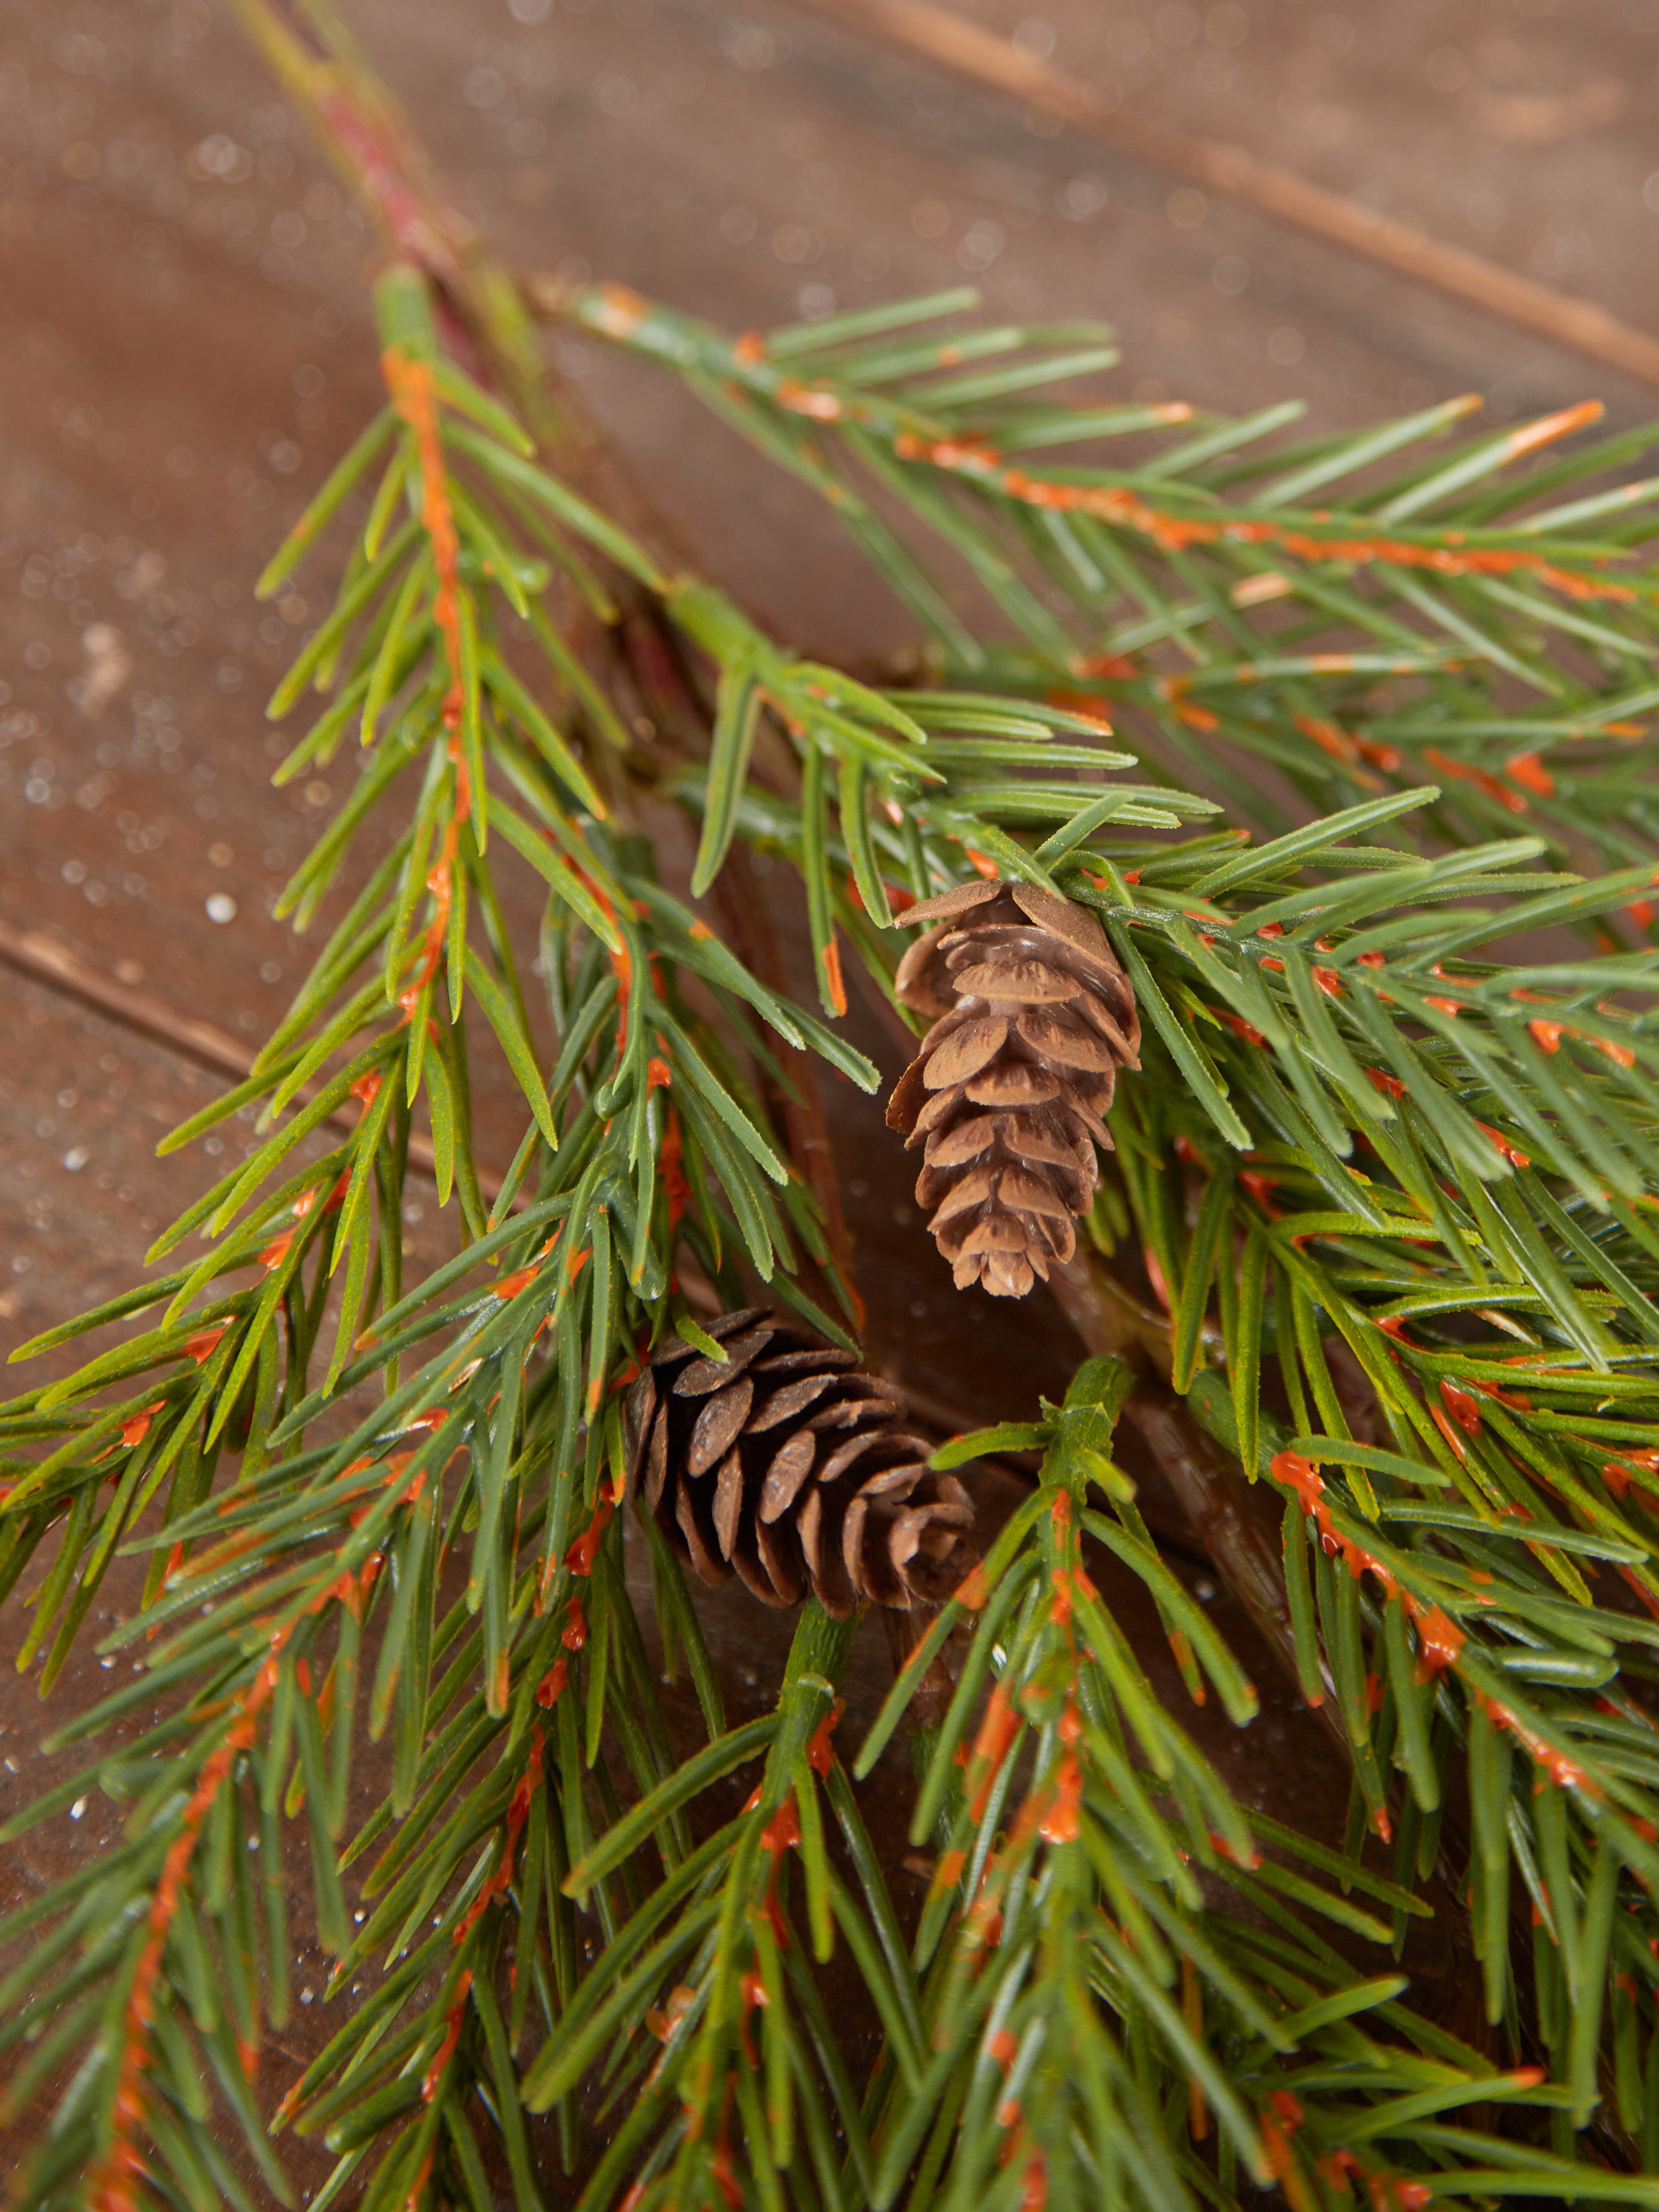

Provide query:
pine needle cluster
left=7, top=7, right=1659, bottom=2208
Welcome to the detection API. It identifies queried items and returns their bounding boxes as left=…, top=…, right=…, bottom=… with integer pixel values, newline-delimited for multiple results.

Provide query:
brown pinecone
left=885, top=879, right=1140, bottom=1299
left=624, top=1309, right=976, bottom=1615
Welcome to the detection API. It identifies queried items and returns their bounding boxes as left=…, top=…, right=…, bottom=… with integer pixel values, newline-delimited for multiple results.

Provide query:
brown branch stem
left=226, top=0, right=692, bottom=589
left=1046, top=1244, right=1344, bottom=1747
left=707, top=844, right=862, bottom=1320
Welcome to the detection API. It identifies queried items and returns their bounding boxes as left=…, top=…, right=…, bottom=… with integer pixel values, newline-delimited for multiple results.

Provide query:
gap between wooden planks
left=799, top=0, right=1659, bottom=394
left=0, top=915, right=455, bottom=1193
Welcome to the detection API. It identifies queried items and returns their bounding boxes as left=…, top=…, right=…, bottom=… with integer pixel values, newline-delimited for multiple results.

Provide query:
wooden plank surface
left=0, top=0, right=1634, bottom=2186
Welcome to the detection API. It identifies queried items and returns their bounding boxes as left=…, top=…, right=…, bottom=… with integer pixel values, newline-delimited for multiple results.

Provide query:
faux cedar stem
left=1117, top=1385, right=1343, bottom=1739
left=707, top=841, right=862, bottom=1312
left=227, top=2, right=868, bottom=1081
left=804, top=0, right=1659, bottom=394
left=1048, top=1249, right=1509, bottom=2055
left=226, top=0, right=690, bottom=579
left=1045, top=1246, right=1345, bottom=1746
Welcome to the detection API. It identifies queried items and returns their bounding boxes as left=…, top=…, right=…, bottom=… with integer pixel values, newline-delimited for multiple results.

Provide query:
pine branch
left=532, top=274, right=1659, bottom=894
left=7, top=7, right=1659, bottom=2206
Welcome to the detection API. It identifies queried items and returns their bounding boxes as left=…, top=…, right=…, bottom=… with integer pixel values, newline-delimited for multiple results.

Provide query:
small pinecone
left=624, top=1309, right=976, bottom=1615
left=886, top=879, right=1140, bottom=1299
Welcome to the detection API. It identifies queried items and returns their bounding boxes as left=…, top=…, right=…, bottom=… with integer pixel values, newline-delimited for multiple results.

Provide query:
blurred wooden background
left=1, top=0, right=1652, bottom=2190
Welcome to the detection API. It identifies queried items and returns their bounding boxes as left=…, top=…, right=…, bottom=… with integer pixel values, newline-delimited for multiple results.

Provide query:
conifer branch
left=5, top=8, right=1659, bottom=2208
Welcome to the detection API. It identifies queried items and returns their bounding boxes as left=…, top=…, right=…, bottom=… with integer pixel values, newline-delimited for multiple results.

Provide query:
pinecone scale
left=886, top=879, right=1140, bottom=1298
left=626, top=1310, right=976, bottom=1615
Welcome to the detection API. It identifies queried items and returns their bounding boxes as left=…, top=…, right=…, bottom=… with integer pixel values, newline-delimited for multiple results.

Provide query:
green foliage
left=9, top=19, right=1659, bottom=2207
left=564, top=278, right=1659, bottom=876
